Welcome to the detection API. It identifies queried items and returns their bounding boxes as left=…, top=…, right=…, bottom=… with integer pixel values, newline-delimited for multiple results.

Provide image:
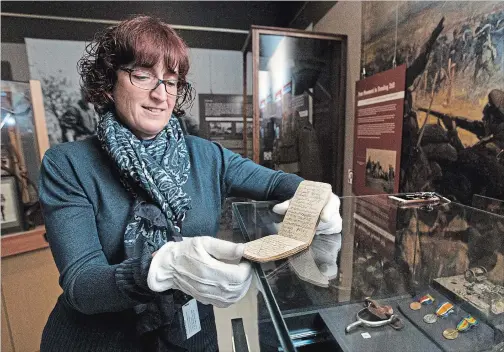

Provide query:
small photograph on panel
left=365, top=148, right=396, bottom=193
left=235, top=122, right=252, bottom=138
left=208, top=122, right=233, bottom=138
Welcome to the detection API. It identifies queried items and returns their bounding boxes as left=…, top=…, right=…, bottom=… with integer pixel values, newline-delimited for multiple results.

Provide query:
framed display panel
left=198, top=94, right=253, bottom=157
left=1, top=80, right=49, bottom=255
left=1, top=177, right=23, bottom=233
left=243, top=26, right=347, bottom=195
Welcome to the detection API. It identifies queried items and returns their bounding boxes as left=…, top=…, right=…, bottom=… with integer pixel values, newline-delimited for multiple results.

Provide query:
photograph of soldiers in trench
left=362, top=1, right=504, bottom=205
left=365, top=148, right=396, bottom=194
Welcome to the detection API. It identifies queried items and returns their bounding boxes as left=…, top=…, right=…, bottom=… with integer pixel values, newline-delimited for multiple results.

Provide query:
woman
left=39, top=15, right=342, bottom=351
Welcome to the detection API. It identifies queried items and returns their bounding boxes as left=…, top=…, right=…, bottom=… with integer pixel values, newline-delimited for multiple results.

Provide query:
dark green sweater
left=39, top=135, right=302, bottom=351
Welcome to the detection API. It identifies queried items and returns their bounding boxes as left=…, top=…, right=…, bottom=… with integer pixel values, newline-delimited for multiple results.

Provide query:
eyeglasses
left=120, top=68, right=190, bottom=97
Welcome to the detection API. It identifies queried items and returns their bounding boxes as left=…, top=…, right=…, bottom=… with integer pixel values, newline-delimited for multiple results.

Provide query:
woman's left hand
left=311, top=232, right=341, bottom=279
left=272, top=193, right=342, bottom=234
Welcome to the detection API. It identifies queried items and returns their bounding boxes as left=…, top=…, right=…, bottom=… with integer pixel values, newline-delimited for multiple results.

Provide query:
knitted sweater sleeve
left=39, top=151, right=155, bottom=315
left=219, top=144, right=304, bottom=201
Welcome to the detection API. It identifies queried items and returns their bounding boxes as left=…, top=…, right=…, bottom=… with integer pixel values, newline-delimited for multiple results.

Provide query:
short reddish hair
left=78, top=15, right=193, bottom=114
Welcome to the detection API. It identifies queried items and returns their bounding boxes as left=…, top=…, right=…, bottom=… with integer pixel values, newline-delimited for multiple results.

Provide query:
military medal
left=464, top=266, right=487, bottom=283
left=456, top=315, right=478, bottom=332
left=491, top=299, right=504, bottom=315
left=423, top=314, right=437, bottom=324
left=436, top=302, right=454, bottom=317
left=443, top=328, right=459, bottom=340
left=410, top=302, right=422, bottom=310
left=418, top=294, right=435, bottom=305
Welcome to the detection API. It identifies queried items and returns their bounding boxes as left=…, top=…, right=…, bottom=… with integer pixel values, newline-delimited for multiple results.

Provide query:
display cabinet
left=242, top=26, right=347, bottom=195
left=231, top=195, right=504, bottom=351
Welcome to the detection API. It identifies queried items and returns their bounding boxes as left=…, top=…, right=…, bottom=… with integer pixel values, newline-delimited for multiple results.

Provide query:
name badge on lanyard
left=182, top=298, right=201, bottom=339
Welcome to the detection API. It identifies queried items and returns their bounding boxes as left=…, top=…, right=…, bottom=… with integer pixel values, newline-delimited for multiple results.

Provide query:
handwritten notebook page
left=243, top=181, right=332, bottom=262
left=242, top=235, right=306, bottom=262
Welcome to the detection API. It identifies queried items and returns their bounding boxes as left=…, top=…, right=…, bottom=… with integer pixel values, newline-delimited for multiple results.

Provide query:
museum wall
left=1, top=43, right=30, bottom=81
left=360, top=1, right=504, bottom=204
left=1, top=41, right=252, bottom=140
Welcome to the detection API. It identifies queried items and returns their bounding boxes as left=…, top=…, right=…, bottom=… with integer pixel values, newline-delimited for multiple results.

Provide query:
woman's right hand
left=147, top=236, right=252, bottom=308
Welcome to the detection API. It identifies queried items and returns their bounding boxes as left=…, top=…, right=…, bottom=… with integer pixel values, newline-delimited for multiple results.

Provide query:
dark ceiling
left=1, top=1, right=337, bottom=51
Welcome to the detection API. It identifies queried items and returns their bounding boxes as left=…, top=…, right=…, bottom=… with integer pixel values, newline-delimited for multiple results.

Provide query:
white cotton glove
left=272, top=193, right=343, bottom=234
left=310, top=232, right=341, bottom=279
left=147, top=236, right=252, bottom=308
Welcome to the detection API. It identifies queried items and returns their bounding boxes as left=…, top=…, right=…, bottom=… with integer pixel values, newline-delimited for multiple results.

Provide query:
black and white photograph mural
left=25, top=38, right=98, bottom=145
left=25, top=38, right=249, bottom=144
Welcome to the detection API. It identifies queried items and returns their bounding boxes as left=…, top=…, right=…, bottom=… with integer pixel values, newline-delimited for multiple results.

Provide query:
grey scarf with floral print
left=97, top=110, right=191, bottom=341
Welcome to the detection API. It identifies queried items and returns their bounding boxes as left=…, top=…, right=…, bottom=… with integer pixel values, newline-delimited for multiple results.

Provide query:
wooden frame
left=1, top=80, right=49, bottom=257
left=242, top=25, right=347, bottom=195
left=1, top=176, right=23, bottom=233
left=1, top=225, right=47, bottom=257
left=252, top=28, right=260, bottom=164
left=249, top=25, right=346, bottom=41
left=30, top=80, right=50, bottom=159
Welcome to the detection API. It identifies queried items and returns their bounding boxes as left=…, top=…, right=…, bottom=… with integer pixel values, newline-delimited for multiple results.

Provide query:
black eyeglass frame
left=119, top=67, right=190, bottom=97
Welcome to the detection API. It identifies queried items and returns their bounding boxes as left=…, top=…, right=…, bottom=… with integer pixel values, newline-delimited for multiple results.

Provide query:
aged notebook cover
left=243, top=180, right=332, bottom=263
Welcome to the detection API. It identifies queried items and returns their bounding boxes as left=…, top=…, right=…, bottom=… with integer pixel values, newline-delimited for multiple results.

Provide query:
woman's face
left=112, top=61, right=178, bottom=139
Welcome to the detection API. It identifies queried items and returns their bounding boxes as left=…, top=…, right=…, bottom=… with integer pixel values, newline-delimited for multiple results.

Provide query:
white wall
left=1, top=43, right=252, bottom=127
left=187, top=48, right=252, bottom=127
left=314, top=1, right=362, bottom=198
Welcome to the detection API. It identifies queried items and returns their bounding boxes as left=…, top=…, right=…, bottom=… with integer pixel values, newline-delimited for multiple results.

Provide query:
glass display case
left=230, top=195, right=504, bottom=351
left=473, top=194, right=504, bottom=218
left=1, top=80, right=50, bottom=255
left=242, top=26, right=347, bottom=195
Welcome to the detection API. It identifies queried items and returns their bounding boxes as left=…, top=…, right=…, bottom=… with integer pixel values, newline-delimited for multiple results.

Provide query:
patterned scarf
left=97, top=110, right=192, bottom=337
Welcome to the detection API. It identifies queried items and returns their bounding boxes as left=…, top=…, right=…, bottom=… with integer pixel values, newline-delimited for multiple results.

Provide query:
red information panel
left=353, top=65, right=406, bottom=195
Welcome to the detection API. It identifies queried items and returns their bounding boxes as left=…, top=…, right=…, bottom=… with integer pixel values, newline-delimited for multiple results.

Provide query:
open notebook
left=243, top=180, right=332, bottom=263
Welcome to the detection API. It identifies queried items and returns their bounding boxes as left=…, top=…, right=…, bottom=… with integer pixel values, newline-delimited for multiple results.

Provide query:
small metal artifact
left=365, top=298, right=394, bottom=319
left=345, top=308, right=398, bottom=333
left=491, top=299, right=504, bottom=315
left=410, top=302, right=422, bottom=310
left=423, top=314, right=438, bottom=324
left=443, top=328, right=459, bottom=340
left=346, top=298, right=404, bottom=333
left=464, top=266, right=487, bottom=283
